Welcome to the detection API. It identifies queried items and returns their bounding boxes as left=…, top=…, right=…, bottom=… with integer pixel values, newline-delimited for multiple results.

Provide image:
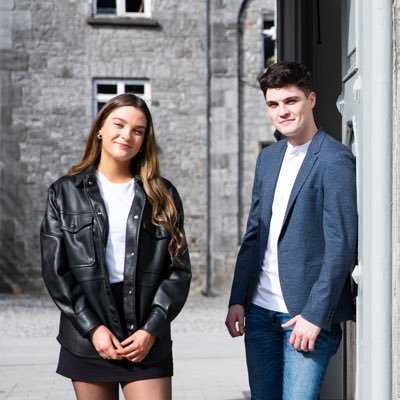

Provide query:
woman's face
left=99, top=106, right=147, bottom=166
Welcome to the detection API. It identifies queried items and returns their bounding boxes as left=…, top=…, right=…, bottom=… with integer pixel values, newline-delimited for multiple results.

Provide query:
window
left=93, top=79, right=151, bottom=114
left=263, top=13, right=276, bottom=68
left=95, top=0, right=151, bottom=17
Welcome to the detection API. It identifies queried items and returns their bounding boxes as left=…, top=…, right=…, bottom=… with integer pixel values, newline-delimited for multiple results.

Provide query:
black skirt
left=56, top=282, right=173, bottom=382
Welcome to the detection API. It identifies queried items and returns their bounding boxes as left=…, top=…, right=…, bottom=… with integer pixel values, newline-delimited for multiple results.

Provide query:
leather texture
left=41, top=166, right=191, bottom=363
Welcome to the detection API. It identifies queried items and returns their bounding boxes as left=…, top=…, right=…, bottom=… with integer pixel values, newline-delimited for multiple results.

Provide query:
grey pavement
left=0, top=292, right=250, bottom=400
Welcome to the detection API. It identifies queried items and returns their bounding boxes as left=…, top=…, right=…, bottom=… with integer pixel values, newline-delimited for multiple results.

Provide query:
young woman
left=40, top=93, right=191, bottom=400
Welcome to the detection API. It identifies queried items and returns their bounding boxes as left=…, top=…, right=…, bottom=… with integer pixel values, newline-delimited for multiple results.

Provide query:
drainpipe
left=202, top=0, right=213, bottom=296
left=237, top=0, right=247, bottom=243
left=356, top=0, right=392, bottom=398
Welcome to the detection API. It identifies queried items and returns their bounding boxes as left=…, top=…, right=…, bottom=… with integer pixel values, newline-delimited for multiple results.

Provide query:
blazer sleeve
left=301, top=150, right=358, bottom=330
left=141, top=186, right=192, bottom=338
left=40, top=186, right=101, bottom=337
left=229, top=153, right=262, bottom=307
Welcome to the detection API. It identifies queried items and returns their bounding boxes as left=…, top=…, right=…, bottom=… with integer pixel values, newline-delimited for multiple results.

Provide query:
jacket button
left=130, top=252, right=135, bottom=256
left=129, top=324, right=134, bottom=330
left=97, top=210, right=102, bottom=215
left=128, top=289, right=133, bottom=295
left=134, top=215, right=139, bottom=219
left=88, top=180, right=93, bottom=185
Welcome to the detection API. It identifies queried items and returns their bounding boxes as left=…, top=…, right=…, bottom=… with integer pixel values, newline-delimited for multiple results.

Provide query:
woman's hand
left=89, top=325, right=123, bottom=360
left=117, top=329, right=156, bottom=363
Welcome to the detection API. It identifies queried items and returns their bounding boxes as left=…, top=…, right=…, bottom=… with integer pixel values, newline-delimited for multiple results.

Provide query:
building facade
left=0, top=0, right=275, bottom=293
left=4, top=1, right=400, bottom=399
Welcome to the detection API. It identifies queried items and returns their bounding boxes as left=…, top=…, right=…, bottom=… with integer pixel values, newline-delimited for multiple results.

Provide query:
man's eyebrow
left=283, top=96, right=300, bottom=101
left=266, top=96, right=300, bottom=104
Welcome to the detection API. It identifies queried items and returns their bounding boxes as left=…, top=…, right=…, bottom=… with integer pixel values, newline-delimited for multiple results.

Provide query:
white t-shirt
left=252, top=140, right=311, bottom=312
left=96, top=171, right=135, bottom=283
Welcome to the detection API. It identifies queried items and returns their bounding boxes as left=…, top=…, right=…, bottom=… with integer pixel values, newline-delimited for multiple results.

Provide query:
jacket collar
left=307, top=129, right=327, bottom=155
left=72, top=165, right=143, bottom=187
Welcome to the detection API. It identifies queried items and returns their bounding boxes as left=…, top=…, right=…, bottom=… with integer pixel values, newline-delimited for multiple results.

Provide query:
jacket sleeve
left=40, top=185, right=101, bottom=337
left=301, top=150, right=358, bottom=330
left=141, top=186, right=192, bottom=338
left=228, top=153, right=262, bottom=307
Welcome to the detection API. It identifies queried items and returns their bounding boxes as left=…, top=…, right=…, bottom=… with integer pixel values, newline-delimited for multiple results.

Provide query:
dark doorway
left=276, top=0, right=342, bottom=141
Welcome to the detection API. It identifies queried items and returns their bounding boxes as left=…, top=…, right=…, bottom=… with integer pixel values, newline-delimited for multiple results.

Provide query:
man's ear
left=308, top=91, right=317, bottom=109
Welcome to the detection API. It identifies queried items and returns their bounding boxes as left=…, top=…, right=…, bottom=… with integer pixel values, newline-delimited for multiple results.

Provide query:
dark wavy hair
left=69, top=93, right=185, bottom=261
left=259, top=61, right=313, bottom=97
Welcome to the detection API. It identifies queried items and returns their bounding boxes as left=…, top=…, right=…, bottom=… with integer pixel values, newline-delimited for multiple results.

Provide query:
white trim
left=95, top=0, right=151, bottom=18
left=93, top=78, right=151, bottom=115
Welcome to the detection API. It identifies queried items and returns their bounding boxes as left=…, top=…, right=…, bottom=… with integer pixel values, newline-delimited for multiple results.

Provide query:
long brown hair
left=69, top=93, right=185, bottom=260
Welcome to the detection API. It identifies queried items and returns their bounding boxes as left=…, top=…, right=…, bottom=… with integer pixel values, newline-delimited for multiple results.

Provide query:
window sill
left=87, top=16, right=160, bottom=28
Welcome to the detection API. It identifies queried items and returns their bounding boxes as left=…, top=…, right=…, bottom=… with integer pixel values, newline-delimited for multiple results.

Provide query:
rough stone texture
left=0, top=0, right=274, bottom=294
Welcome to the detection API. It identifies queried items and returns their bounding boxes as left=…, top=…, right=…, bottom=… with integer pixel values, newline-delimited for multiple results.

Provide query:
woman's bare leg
left=72, top=381, right=119, bottom=400
left=121, top=377, right=172, bottom=400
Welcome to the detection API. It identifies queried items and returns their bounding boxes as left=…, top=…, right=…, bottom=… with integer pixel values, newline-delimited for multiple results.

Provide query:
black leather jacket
left=40, top=167, right=191, bottom=364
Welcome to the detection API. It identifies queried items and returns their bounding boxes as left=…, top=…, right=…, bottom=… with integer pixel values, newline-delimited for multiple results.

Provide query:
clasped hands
left=225, top=305, right=321, bottom=352
left=89, top=325, right=156, bottom=362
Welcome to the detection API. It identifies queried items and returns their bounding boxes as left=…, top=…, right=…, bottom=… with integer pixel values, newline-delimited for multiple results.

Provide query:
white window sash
left=94, top=79, right=151, bottom=115
left=95, top=0, right=151, bottom=17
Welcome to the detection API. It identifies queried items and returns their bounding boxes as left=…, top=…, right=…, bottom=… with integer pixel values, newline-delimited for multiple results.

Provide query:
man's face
left=265, top=85, right=316, bottom=142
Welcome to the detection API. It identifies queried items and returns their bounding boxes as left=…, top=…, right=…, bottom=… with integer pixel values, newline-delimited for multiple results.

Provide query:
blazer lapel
left=281, top=131, right=326, bottom=228
left=262, top=139, right=287, bottom=210
left=259, top=140, right=287, bottom=255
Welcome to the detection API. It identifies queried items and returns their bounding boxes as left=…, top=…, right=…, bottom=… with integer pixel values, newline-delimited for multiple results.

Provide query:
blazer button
left=128, top=289, right=133, bottom=295
left=97, top=210, right=102, bottom=215
left=129, top=324, right=134, bottom=330
left=134, top=215, right=139, bottom=219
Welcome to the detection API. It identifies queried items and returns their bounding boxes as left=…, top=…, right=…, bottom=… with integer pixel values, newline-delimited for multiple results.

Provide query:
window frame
left=93, top=78, right=151, bottom=116
left=93, top=0, right=151, bottom=18
left=262, top=11, right=276, bottom=69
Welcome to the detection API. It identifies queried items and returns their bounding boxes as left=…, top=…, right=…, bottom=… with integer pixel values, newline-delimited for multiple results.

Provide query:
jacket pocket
left=59, top=212, right=96, bottom=268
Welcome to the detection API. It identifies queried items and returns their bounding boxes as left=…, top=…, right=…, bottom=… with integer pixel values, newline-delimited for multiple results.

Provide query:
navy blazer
left=229, top=130, right=358, bottom=331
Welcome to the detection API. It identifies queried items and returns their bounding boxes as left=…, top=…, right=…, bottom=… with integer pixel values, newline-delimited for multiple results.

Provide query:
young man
left=225, top=61, right=357, bottom=399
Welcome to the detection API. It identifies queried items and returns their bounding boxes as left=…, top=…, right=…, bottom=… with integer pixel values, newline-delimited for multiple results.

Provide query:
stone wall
left=0, top=0, right=274, bottom=294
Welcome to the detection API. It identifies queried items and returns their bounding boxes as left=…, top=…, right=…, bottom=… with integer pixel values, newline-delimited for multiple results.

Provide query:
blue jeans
left=244, top=304, right=342, bottom=400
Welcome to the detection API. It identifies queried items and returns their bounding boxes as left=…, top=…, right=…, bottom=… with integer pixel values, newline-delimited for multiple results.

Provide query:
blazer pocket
left=301, top=188, right=318, bottom=197
left=59, top=212, right=96, bottom=268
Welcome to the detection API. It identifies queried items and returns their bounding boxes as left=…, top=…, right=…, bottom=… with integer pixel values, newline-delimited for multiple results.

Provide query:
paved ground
left=0, top=292, right=250, bottom=400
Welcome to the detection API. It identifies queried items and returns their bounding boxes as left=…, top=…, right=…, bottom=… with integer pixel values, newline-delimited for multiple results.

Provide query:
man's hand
left=225, top=304, right=245, bottom=337
left=89, top=325, right=123, bottom=360
left=281, top=315, right=321, bottom=352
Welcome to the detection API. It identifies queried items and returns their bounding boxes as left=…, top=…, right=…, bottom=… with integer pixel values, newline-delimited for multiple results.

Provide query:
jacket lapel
left=259, top=140, right=287, bottom=253
left=281, top=131, right=326, bottom=228
left=262, top=140, right=287, bottom=210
